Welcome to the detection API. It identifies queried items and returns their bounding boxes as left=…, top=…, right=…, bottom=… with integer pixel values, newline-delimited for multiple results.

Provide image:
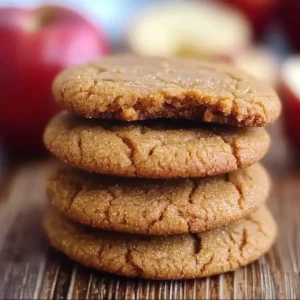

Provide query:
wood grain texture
left=0, top=124, right=299, bottom=300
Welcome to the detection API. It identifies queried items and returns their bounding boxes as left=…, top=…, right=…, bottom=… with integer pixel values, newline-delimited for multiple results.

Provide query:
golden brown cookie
left=47, top=164, right=270, bottom=235
left=44, top=205, right=277, bottom=280
left=52, top=55, right=281, bottom=127
left=43, top=112, right=270, bottom=179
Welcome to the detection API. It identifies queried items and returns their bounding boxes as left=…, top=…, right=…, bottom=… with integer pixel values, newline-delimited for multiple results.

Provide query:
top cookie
left=53, top=55, right=281, bottom=126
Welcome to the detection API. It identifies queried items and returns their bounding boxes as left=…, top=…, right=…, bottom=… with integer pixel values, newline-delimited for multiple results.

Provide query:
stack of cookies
left=43, top=55, right=281, bottom=280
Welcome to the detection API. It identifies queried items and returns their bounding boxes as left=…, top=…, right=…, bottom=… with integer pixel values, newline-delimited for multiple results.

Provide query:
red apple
left=280, top=0, right=300, bottom=51
left=280, top=56, right=300, bottom=153
left=216, top=0, right=279, bottom=39
left=0, top=6, right=109, bottom=153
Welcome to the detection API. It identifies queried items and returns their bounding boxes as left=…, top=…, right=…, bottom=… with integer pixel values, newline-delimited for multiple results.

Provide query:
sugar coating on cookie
left=44, top=112, right=270, bottom=178
left=53, top=55, right=281, bottom=126
left=47, top=164, right=270, bottom=235
left=44, top=205, right=277, bottom=280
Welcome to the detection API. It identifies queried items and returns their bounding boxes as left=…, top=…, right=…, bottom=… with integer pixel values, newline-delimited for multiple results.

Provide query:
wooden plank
left=0, top=157, right=299, bottom=299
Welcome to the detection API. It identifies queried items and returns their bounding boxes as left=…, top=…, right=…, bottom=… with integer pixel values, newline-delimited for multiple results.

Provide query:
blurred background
left=0, top=0, right=299, bottom=171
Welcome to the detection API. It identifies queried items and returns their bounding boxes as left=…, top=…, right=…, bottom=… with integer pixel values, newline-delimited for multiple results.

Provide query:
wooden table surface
left=0, top=123, right=299, bottom=300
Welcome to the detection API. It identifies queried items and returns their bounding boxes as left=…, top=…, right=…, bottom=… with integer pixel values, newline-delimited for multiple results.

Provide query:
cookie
left=44, top=112, right=270, bottom=178
left=47, top=164, right=270, bottom=235
left=52, top=55, right=281, bottom=127
left=44, top=205, right=277, bottom=280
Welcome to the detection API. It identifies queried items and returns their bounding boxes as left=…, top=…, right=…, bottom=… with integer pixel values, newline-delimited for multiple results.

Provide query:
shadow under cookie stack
left=43, top=55, right=281, bottom=280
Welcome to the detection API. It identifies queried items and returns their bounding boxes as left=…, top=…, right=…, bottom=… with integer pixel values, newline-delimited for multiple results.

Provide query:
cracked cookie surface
left=53, top=55, right=281, bottom=127
left=44, top=112, right=270, bottom=178
left=44, top=205, right=277, bottom=280
left=47, top=164, right=270, bottom=235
